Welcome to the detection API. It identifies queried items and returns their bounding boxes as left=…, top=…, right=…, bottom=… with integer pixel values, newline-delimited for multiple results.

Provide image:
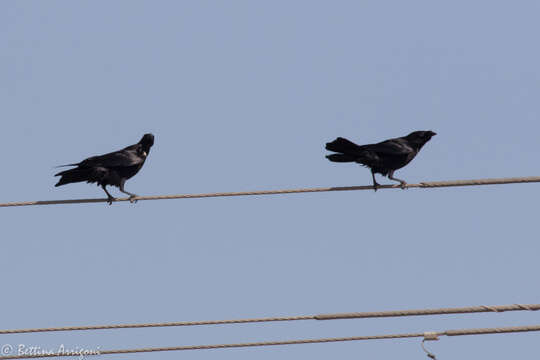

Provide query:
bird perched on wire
left=325, top=131, right=436, bottom=191
left=55, top=133, right=155, bottom=204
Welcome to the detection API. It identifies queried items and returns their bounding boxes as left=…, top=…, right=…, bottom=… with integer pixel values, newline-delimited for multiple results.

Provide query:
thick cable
left=1, top=303, right=537, bottom=335
left=1, top=176, right=539, bottom=207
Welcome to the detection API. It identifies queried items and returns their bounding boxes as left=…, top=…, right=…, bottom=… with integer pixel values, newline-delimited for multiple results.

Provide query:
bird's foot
left=373, top=182, right=380, bottom=192
left=399, top=181, right=408, bottom=190
left=128, top=195, right=138, bottom=204
left=107, top=195, right=116, bottom=205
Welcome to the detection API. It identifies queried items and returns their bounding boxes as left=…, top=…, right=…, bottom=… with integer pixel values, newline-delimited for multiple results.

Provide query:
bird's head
left=139, top=133, right=155, bottom=154
left=405, top=130, right=436, bottom=148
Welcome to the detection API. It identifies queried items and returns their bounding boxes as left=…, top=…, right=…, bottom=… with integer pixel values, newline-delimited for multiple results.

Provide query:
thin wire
left=1, top=324, right=539, bottom=359
left=422, top=339, right=438, bottom=360
left=1, top=303, right=537, bottom=334
left=1, top=176, right=539, bottom=207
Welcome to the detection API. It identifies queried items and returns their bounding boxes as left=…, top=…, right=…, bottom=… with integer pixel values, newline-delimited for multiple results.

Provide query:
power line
left=314, top=303, right=540, bottom=320
left=1, top=303, right=537, bottom=334
left=1, top=324, right=539, bottom=359
left=1, top=176, right=539, bottom=208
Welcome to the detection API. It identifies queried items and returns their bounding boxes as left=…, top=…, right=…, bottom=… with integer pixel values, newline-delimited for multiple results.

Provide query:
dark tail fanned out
left=325, top=137, right=364, bottom=163
left=54, top=168, right=93, bottom=187
left=325, top=137, right=363, bottom=154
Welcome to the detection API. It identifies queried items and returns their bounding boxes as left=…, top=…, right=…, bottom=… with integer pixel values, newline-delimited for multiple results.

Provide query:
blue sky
left=2, top=1, right=539, bottom=359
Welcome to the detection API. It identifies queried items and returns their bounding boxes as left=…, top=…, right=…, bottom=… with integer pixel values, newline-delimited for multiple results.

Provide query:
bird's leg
left=119, top=180, right=138, bottom=203
left=371, top=171, right=380, bottom=192
left=101, top=184, right=116, bottom=205
left=388, top=171, right=407, bottom=189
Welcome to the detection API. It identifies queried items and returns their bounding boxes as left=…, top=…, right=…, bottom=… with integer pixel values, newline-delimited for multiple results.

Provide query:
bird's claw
left=400, top=182, right=408, bottom=190
left=129, top=195, right=138, bottom=204
left=107, top=196, right=116, bottom=205
left=373, top=183, right=380, bottom=192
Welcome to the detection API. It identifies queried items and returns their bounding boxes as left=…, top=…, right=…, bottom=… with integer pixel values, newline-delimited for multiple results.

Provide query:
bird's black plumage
left=55, top=134, right=155, bottom=204
left=325, top=131, right=436, bottom=190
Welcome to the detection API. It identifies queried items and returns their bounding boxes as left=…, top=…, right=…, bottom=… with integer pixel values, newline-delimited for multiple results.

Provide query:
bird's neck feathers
left=410, top=140, right=429, bottom=151
left=404, top=135, right=430, bottom=151
left=138, top=134, right=154, bottom=154
left=137, top=143, right=151, bottom=158
left=140, top=143, right=152, bottom=154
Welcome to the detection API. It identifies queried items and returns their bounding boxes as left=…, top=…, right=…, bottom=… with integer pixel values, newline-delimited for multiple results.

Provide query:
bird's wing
left=78, top=145, right=144, bottom=168
left=369, top=138, right=414, bottom=156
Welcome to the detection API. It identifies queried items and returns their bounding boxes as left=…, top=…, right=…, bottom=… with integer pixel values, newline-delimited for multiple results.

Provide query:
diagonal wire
left=1, top=176, right=539, bottom=208
left=1, top=324, right=539, bottom=359
left=0, top=303, right=538, bottom=334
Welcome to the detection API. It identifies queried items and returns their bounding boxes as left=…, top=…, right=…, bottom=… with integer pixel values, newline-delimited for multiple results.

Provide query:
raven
left=55, top=134, right=155, bottom=204
left=325, top=131, right=436, bottom=190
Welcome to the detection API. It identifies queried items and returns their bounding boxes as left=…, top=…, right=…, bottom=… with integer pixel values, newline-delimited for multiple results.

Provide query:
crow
left=325, top=131, right=436, bottom=190
left=55, top=133, right=155, bottom=204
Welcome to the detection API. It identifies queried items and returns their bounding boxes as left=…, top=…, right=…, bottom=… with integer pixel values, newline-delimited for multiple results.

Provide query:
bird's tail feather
left=54, top=168, right=92, bottom=187
left=54, top=163, right=79, bottom=168
left=325, top=137, right=363, bottom=154
left=325, top=154, right=356, bottom=162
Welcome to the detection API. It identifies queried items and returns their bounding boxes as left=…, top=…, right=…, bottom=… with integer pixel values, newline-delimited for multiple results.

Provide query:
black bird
left=325, top=131, right=436, bottom=190
left=55, top=134, right=155, bottom=204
